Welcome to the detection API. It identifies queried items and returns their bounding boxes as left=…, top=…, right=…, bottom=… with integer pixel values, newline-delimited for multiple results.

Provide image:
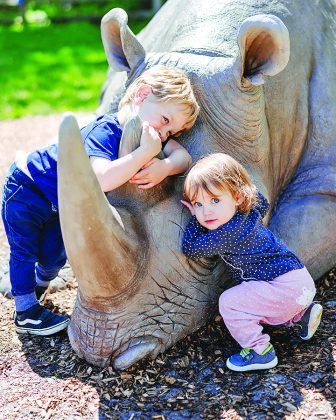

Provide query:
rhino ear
left=237, top=14, right=290, bottom=87
left=101, top=8, right=146, bottom=73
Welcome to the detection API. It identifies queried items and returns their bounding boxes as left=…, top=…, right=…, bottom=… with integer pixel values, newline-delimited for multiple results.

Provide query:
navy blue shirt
left=27, top=113, right=123, bottom=207
left=182, top=192, right=304, bottom=283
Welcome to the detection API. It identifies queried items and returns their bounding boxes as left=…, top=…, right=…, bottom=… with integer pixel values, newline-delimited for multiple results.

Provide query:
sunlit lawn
left=0, top=19, right=147, bottom=119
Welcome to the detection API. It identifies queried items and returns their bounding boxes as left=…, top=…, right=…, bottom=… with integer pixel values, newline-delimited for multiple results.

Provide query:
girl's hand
left=129, top=158, right=169, bottom=189
left=181, top=200, right=195, bottom=215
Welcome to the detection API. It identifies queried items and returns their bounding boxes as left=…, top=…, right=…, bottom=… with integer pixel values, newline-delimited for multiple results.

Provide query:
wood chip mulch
left=0, top=269, right=335, bottom=419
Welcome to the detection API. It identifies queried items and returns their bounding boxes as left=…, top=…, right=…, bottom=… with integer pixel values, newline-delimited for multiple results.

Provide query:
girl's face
left=191, top=186, right=242, bottom=230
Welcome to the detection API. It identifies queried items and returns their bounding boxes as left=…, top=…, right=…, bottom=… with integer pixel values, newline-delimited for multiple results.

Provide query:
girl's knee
left=219, top=290, right=230, bottom=306
left=296, top=270, right=316, bottom=307
left=218, top=289, right=236, bottom=317
left=296, top=285, right=316, bottom=308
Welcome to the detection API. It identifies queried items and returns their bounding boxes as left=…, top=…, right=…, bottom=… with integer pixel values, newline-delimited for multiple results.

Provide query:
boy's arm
left=129, top=139, right=192, bottom=190
left=161, top=139, right=192, bottom=175
left=91, top=123, right=161, bottom=192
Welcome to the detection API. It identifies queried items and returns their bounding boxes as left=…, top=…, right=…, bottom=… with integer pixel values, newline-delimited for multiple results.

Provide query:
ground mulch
left=0, top=115, right=335, bottom=419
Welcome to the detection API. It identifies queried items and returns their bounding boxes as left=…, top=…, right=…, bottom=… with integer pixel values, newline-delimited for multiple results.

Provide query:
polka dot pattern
left=182, top=192, right=304, bottom=283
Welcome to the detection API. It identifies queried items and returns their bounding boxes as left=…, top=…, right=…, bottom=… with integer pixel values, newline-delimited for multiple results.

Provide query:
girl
left=181, top=153, right=322, bottom=372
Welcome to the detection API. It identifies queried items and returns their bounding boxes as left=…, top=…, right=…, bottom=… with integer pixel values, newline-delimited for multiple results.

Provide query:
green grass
left=0, top=18, right=149, bottom=119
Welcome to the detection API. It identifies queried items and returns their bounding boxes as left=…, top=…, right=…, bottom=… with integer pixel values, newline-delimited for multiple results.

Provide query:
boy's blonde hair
left=184, top=153, right=258, bottom=213
left=119, top=66, right=200, bottom=136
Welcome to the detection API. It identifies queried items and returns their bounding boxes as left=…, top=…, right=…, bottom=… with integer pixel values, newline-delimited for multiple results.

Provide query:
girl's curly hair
left=184, top=153, right=258, bottom=213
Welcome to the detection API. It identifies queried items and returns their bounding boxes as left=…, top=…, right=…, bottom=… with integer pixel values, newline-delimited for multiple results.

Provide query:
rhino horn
left=237, top=14, right=290, bottom=86
left=101, top=8, right=145, bottom=73
left=57, top=113, right=141, bottom=300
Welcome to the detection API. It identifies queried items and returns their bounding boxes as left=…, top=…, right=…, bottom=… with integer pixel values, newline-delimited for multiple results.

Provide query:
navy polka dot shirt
left=182, top=192, right=304, bottom=283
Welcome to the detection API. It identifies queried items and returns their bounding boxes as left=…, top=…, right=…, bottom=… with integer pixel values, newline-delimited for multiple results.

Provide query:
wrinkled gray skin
left=58, top=0, right=336, bottom=369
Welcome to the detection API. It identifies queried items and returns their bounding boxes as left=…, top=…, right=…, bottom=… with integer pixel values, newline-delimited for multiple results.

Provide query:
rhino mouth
left=112, top=336, right=162, bottom=370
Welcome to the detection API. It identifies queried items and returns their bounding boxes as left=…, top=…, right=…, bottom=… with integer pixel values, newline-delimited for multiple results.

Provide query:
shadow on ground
left=4, top=271, right=334, bottom=419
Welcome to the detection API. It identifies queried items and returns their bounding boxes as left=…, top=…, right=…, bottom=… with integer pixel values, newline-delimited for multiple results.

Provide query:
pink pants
left=219, top=267, right=316, bottom=354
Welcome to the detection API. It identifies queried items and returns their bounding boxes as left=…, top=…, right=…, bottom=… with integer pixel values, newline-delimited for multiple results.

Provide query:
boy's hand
left=129, top=158, right=169, bottom=189
left=140, top=121, right=162, bottom=157
left=181, top=200, right=195, bottom=216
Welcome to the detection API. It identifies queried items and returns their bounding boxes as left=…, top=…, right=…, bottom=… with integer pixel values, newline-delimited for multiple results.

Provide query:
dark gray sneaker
left=297, top=303, right=323, bottom=340
left=14, top=304, right=70, bottom=336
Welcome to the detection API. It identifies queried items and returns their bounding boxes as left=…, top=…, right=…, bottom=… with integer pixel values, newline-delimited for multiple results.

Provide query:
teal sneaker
left=297, top=303, right=323, bottom=340
left=226, top=344, right=278, bottom=372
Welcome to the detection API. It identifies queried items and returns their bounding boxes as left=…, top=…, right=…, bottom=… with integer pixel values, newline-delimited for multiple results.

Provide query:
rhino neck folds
left=198, top=76, right=264, bottom=162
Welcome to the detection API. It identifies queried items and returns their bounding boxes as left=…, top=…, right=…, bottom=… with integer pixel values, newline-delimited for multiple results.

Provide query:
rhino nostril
left=112, top=337, right=160, bottom=370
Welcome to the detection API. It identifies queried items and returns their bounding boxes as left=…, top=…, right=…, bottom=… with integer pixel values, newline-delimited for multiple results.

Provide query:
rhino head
left=59, top=3, right=328, bottom=369
left=58, top=112, right=227, bottom=369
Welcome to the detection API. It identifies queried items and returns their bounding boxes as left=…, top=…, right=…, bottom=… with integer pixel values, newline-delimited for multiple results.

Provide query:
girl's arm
left=129, top=140, right=192, bottom=190
left=254, top=191, right=270, bottom=218
left=182, top=216, right=230, bottom=259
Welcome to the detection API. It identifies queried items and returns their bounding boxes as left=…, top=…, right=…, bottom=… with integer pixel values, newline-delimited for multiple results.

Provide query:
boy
left=2, top=66, right=200, bottom=336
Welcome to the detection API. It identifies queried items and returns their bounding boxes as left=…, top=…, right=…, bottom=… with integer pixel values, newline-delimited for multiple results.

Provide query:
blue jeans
left=1, top=164, right=66, bottom=296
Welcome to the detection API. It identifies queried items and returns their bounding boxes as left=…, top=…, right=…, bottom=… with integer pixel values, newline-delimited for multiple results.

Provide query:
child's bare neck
left=117, top=103, right=135, bottom=128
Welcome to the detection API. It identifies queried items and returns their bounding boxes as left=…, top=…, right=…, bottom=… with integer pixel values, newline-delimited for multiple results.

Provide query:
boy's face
left=191, top=187, right=242, bottom=230
left=134, top=86, right=189, bottom=141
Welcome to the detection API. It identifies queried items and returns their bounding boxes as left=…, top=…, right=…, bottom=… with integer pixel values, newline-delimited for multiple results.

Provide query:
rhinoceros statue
left=58, top=0, right=336, bottom=369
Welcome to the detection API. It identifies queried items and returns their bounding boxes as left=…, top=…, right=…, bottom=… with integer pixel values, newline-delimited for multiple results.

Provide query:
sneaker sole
left=16, top=319, right=70, bottom=336
left=226, top=356, right=278, bottom=372
left=301, top=304, right=323, bottom=340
